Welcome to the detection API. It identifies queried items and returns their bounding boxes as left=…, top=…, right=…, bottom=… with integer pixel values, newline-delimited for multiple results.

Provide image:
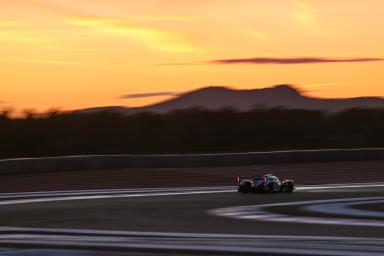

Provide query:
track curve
left=0, top=183, right=383, bottom=255
left=210, top=196, right=384, bottom=227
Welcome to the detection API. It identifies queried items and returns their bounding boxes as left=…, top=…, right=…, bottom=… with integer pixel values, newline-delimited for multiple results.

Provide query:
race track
left=0, top=183, right=383, bottom=255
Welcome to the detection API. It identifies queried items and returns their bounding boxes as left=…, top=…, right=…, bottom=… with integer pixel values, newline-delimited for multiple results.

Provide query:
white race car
left=237, top=174, right=294, bottom=193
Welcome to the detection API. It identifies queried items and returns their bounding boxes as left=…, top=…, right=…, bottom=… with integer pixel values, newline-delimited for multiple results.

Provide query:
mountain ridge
left=77, top=84, right=384, bottom=114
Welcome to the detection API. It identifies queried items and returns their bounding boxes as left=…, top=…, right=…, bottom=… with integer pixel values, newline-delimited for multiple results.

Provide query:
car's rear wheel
left=239, top=181, right=253, bottom=193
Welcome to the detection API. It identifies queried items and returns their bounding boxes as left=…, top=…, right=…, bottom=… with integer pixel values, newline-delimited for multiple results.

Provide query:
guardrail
left=1, top=148, right=384, bottom=174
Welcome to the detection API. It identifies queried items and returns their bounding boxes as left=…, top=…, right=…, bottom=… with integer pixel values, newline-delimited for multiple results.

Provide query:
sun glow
left=0, top=0, right=383, bottom=112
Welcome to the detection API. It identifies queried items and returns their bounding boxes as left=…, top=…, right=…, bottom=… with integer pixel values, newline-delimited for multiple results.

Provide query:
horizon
left=6, top=83, right=384, bottom=115
left=1, top=0, right=384, bottom=113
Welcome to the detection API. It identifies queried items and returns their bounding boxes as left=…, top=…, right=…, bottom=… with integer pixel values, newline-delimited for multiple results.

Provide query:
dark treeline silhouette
left=0, top=108, right=384, bottom=158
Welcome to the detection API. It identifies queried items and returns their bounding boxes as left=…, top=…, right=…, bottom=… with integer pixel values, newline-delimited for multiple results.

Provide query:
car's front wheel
left=286, top=182, right=294, bottom=193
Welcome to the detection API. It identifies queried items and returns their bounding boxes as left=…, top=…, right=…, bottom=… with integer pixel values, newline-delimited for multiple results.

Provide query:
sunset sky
left=1, top=0, right=384, bottom=112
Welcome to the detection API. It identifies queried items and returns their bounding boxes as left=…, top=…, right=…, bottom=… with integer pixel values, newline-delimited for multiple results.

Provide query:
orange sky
left=1, top=0, right=384, bottom=112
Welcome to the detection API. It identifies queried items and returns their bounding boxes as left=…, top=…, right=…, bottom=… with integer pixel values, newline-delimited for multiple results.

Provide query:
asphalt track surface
left=0, top=183, right=383, bottom=255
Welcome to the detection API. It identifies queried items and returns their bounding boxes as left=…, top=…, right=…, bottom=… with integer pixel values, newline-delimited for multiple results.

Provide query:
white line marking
left=0, top=189, right=234, bottom=206
left=0, top=228, right=383, bottom=256
left=0, top=182, right=382, bottom=207
left=2, top=147, right=384, bottom=161
left=210, top=196, right=384, bottom=227
left=298, top=182, right=384, bottom=190
left=1, top=181, right=383, bottom=198
left=305, top=199, right=384, bottom=218
left=0, top=186, right=235, bottom=200
left=0, top=226, right=382, bottom=240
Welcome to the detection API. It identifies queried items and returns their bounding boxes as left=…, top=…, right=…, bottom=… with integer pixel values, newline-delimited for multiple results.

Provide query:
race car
left=237, top=174, right=294, bottom=193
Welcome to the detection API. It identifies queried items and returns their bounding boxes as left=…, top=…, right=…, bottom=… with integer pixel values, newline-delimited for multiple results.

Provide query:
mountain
left=76, top=85, right=384, bottom=114
left=132, top=84, right=384, bottom=113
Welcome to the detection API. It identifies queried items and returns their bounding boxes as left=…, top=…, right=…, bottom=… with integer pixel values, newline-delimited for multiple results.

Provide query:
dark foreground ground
left=1, top=160, right=384, bottom=192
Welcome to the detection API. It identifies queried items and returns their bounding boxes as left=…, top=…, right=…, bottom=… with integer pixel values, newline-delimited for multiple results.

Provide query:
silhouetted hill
left=135, top=84, right=384, bottom=113
left=77, top=84, right=384, bottom=114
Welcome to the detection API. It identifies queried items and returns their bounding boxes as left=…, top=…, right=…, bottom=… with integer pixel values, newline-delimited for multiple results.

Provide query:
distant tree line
left=0, top=108, right=384, bottom=158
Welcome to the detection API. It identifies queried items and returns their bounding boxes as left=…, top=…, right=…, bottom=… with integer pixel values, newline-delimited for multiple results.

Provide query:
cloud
left=120, top=91, right=179, bottom=99
left=210, top=57, right=384, bottom=65
left=67, top=17, right=197, bottom=52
